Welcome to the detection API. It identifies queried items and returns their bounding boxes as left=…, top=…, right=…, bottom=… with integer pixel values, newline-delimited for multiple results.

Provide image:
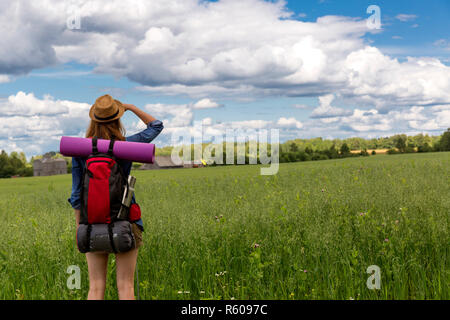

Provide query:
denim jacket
left=68, top=119, right=164, bottom=231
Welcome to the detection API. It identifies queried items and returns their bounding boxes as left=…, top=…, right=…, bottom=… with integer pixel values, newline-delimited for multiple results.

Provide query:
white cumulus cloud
left=311, top=94, right=352, bottom=119
left=0, top=74, right=10, bottom=83
left=191, top=98, right=223, bottom=109
left=0, top=0, right=447, bottom=111
left=0, top=91, right=91, bottom=156
left=277, top=117, right=303, bottom=129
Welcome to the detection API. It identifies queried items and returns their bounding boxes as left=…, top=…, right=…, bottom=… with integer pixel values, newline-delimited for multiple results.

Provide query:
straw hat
left=89, top=94, right=125, bottom=122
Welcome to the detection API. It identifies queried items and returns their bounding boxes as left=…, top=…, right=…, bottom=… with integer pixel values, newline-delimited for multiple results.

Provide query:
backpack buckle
left=108, top=138, right=115, bottom=156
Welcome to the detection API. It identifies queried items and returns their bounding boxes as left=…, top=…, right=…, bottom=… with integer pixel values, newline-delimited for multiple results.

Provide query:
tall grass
left=0, top=153, right=448, bottom=299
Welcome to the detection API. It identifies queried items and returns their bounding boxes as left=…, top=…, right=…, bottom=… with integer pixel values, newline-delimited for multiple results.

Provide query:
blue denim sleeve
left=68, top=157, right=83, bottom=210
left=125, top=120, right=163, bottom=232
left=126, top=119, right=164, bottom=143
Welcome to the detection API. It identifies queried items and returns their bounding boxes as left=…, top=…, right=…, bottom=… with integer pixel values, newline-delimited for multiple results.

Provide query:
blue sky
left=290, top=0, right=450, bottom=58
left=0, top=0, right=449, bottom=158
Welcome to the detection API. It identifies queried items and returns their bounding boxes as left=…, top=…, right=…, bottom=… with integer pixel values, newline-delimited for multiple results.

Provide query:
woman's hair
left=85, top=119, right=126, bottom=141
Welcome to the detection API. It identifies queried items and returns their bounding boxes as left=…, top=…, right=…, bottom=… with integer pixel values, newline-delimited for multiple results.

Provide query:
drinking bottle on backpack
left=117, top=175, right=137, bottom=220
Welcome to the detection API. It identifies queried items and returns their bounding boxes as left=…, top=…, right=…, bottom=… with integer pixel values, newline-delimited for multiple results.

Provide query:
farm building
left=33, top=155, right=67, bottom=176
left=139, top=156, right=184, bottom=170
left=182, top=159, right=205, bottom=168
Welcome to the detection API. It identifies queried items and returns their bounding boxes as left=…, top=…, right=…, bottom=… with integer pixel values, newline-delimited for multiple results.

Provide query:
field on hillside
left=0, top=153, right=448, bottom=300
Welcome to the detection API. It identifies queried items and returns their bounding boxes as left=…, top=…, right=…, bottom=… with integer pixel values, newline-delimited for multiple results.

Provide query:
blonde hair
left=85, top=119, right=126, bottom=141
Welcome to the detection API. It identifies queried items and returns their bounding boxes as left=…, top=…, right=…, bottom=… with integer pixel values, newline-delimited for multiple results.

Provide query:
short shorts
left=131, top=223, right=143, bottom=248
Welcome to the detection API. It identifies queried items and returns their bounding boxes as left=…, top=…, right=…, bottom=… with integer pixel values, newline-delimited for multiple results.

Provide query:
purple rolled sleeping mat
left=59, top=136, right=155, bottom=163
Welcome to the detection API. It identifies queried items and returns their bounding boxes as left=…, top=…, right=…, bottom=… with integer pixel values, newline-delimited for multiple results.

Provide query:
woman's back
left=67, top=95, right=163, bottom=300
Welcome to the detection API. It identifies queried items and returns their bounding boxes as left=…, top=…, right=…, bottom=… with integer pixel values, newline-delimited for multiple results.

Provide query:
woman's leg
left=85, top=252, right=109, bottom=300
left=115, top=248, right=139, bottom=300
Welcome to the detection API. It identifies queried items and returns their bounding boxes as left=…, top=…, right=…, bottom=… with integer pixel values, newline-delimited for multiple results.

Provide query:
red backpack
left=79, top=136, right=127, bottom=224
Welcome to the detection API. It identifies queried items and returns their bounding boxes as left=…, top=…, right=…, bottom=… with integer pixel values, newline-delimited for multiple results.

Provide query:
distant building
left=33, top=154, right=67, bottom=176
left=182, top=159, right=205, bottom=168
left=139, top=156, right=184, bottom=170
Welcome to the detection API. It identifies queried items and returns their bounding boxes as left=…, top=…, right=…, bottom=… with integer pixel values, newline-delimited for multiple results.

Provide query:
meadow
left=0, top=152, right=448, bottom=300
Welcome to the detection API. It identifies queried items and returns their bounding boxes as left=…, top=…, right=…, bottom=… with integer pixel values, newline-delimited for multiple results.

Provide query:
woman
left=68, top=94, right=163, bottom=300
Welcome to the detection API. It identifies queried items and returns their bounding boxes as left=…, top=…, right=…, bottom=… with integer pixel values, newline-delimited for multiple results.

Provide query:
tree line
left=1, top=129, right=449, bottom=178
left=386, top=129, right=450, bottom=154
left=280, top=129, right=450, bottom=163
left=161, top=129, right=450, bottom=165
left=0, top=151, right=34, bottom=178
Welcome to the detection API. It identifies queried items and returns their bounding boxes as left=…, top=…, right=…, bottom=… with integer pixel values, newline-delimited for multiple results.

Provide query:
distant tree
left=418, top=143, right=432, bottom=153
left=9, top=152, right=23, bottom=169
left=326, top=145, right=339, bottom=159
left=381, top=136, right=395, bottom=149
left=394, top=135, right=407, bottom=153
left=44, top=151, right=57, bottom=158
left=346, top=137, right=364, bottom=150
left=440, top=128, right=450, bottom=151
left=405, top=142, right=416, bottom=153
left=311, top=153, right=328, bottom=161
left=287, top=152, right=297, bottom=162
left=280, top=153, right=288, bottom=163
left=0, top=150, right=8, bottom=177
left=304, top=147, right=313, bottom=154
left=387, top=148, right=398, bottom=155
left=0, top=150, right=34, bottom=178
left=289, top=142, right=299, bottom=153
left=433, top=141, right=441, bottom=152
left=0, top=150, right=16, bottom=178
left=368, top=138, right=379, bottom=150
left=277, top=130, right=446, bottom=163
left=340, top=143, right=350, bottom=155
left=17, top=166, right=33, bottom=177
left=410, top=133, right=427, bottom=148
left=298, top=152, right=310, bottom=162
left=18, top=152, right=27, bottom=165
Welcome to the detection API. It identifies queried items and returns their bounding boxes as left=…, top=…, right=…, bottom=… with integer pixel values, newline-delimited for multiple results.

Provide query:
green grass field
left=0, top=153, right=448, bottom=300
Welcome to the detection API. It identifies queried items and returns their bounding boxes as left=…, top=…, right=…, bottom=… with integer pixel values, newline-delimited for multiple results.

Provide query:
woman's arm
left=123, top=103, right=164, bottom=143
left=74, top=209, right=80, bottom=227
left=68, top=157, right=83, bottom=227
left=123, top=104, right=156, bottom=125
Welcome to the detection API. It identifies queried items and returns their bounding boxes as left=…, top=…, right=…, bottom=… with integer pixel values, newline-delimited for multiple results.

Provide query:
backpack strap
left=108, top=138, right=115, bottom=156
left=92, top=136, right=99, bottom=154
left=108, top=223, right=118, bottom=253
left=86, top=224, right=92, bottom=252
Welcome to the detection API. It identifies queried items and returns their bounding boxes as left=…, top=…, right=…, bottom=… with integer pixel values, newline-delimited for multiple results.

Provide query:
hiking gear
left=129, top=203, right=142, bottom=222
left=76, top=136, right=137, bottom=254
left=60, top=136, right=156, bottom=163
left=69, top=119, right=164, bottom=236
left=76, top=221, right=136, bottom=253
left=89, top=94, right=125, bottom=123
left=118, top=175, right=137, bottom=220
left=79, top=136, right=128, bottom=225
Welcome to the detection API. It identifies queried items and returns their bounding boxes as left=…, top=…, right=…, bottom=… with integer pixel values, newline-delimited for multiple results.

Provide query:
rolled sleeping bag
left=60, top=136, right=155, bottom=163
left=76, top=221, right=136, bottom=253
left=76, top=224, right=90, bottom=253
